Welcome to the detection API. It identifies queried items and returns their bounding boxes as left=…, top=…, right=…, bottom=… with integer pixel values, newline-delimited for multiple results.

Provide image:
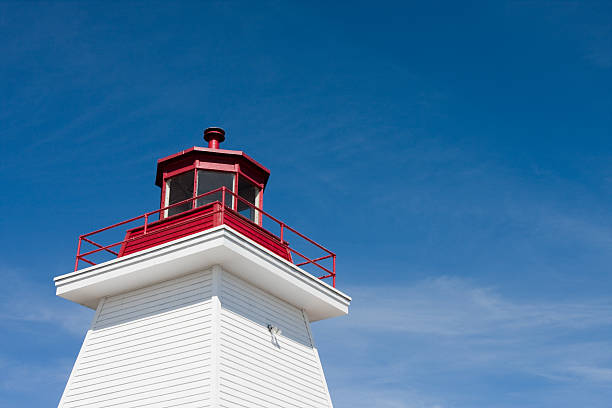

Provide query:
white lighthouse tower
left=54, top=127, right=351, bottom=407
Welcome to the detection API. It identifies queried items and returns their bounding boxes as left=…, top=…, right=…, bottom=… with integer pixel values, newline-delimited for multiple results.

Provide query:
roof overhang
left=54, top=225, right=350, bottom=322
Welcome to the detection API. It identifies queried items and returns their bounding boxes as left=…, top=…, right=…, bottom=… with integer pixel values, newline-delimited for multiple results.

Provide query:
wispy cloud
left=315, top=278, right=612, bottom=407
left=565, top=365, right=612, bottom=382
left=0, top=357, right=73, bottom=393
left=342, top=277, right=612, bottom=336
left=332, top=386, right=445, bottom=408
left=0, top=268, right=93, bottom=404
left=0, top=269, right=93, bottom=336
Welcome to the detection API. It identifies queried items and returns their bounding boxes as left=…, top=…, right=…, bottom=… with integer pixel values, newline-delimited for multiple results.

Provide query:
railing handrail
left=74, top=187, right=336, bottom=287
left=225, top=189, right=336, bottom=256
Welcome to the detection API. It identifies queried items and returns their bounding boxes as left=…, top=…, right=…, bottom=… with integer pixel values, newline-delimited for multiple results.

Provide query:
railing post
left=144, top=214, right=148, bottom=235
left=74, top=237, right=82, bottom=271
left=333, top=255, right=336, bottom=287
left=221, top=187, right=225, bottom=225
left=280, top=224, right=284, bottom=244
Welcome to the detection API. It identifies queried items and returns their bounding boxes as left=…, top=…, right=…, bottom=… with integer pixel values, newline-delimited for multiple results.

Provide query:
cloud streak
left=0, top=268, right=93, bottom=404
left=315, top=277, right=612, bottom=408
left=342, top=277, right=612, bottom=336
left=0, top=270, right=93, bottom=336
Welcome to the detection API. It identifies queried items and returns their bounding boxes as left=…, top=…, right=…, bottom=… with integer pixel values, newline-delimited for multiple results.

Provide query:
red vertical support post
left=192, top=168, right=198, bottom=210
left=144, top=214, right=148, bottom=235
left=280, top=224, right=284, bottom=244
left=233, top=172, right=239, bottom=211
left=159, top=177, right=166, bottom=220
left=74, top=237, right=83, bottom=271
left=220, top=187, right=226, bottom=225
left=333, top=255, right=336, bottom=287
left=257, top=189, right=263, bottom=227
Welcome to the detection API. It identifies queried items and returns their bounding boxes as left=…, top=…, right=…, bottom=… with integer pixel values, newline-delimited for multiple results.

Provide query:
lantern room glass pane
left=167, top=171, right=194, bottom=217
left=196, top=170, right=234, bottom=207
left=238, top=176, right=260, bottom=222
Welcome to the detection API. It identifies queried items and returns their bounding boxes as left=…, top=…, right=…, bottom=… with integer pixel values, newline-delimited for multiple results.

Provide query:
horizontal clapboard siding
left=218, top=270, right=331, bottom=408
left=60, top=270, right=213, bottom=408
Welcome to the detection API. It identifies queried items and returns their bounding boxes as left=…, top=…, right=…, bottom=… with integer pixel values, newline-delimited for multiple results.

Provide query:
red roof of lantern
left=155, top=147, right=271, bottom=188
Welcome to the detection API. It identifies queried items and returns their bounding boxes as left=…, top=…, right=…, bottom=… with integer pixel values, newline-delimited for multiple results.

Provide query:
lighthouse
left=54, top=127, right=351, bottom=407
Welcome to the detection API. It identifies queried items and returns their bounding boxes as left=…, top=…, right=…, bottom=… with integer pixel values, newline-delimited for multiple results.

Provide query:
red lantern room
left=156, top=127, right=269, bottom=223
left=73, top=127, right=337, bottom=286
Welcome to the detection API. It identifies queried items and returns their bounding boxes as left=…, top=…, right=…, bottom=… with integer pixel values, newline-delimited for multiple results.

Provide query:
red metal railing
left=74, top=187, right=337, bottom=287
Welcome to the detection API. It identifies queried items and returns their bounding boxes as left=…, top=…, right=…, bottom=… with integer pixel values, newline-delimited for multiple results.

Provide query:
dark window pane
left=238, top=176, right=260, bottom=221
left=167, top=171, right=194, bottom=217
left=197, top=170, right=234, bottom=207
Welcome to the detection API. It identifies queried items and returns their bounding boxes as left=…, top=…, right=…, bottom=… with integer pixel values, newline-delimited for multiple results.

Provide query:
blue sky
left=1, top=1, right=611, bottom=407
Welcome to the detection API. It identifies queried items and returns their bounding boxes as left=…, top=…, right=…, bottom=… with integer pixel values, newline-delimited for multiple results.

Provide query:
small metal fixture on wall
left=268, top=324, right=282, bottom=348
left=267, top=324, right=282, bottom=336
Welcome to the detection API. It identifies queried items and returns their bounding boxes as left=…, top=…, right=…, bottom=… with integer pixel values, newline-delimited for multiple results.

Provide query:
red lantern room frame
left=156, top=141, right=270, bottom=225
left=72, top=128, right=337, bottom=287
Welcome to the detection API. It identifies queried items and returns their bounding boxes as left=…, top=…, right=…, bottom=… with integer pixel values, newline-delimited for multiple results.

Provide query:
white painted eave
left=54, top=225, right=351, bottom=322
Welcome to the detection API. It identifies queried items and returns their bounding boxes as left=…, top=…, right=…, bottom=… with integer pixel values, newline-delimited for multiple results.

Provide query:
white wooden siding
left=218, top=270, right=332, bottom=408
left=58, top=266, right=334, bottom=407
left=59, top=270, right=214, bottom=408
